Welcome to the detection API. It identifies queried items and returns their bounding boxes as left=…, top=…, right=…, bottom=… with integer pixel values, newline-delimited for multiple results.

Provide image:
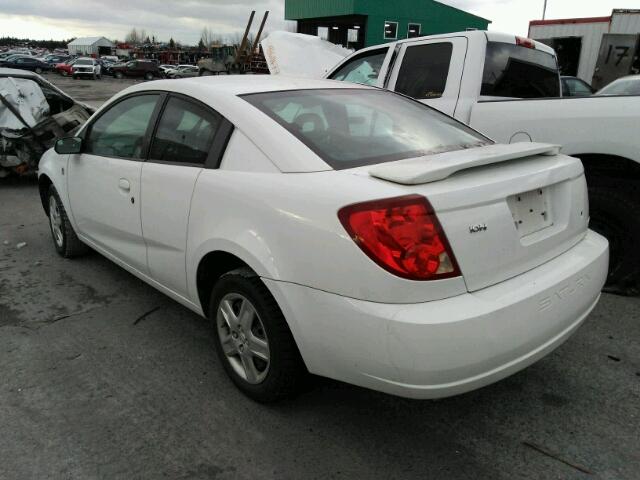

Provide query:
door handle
left=118, top=178, right=131, bottom=192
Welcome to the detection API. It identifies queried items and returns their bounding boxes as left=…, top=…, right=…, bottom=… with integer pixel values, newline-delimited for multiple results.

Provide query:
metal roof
left=67, top=37, right=114, bottom=46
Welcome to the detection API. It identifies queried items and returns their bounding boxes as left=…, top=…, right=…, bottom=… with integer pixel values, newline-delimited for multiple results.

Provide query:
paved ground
left=1, top=77, right=640, bottom=479
left=44, top=71, right=142, bottom=108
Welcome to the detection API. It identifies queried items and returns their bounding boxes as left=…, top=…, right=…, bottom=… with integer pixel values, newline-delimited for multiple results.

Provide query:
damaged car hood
left=0, top=68, right=93, bottom=177
left=261, top=31, right=351, bottom=78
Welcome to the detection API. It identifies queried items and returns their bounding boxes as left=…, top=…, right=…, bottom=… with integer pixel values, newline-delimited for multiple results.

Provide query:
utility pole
left=542, top=0, right=548, bottom=20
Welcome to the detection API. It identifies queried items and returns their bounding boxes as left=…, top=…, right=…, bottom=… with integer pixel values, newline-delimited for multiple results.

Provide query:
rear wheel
left=588, top=185, right=640, bottom=295
left=47, top=185, right=89, bottom=258
left=209, top=268, right=307, bottom=402
left=115, top=71, right=123, bottom=79
left=144, top=72, right=154, bottom=80
left=35, top=67, right=42, bottom=74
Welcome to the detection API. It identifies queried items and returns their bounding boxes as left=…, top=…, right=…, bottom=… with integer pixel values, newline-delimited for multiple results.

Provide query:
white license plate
left=507, top=187, right=553, bottom=237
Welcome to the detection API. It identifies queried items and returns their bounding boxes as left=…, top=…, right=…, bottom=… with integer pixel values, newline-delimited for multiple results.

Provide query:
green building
left=285, top=0, right=491, bottom=50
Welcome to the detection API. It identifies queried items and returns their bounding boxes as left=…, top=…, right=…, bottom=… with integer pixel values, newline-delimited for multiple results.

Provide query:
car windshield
left=597, top=78, right=640, bottom=96
left=243, top=88, right=490, bottom=169
left=75, top=59, right=93, bottom=65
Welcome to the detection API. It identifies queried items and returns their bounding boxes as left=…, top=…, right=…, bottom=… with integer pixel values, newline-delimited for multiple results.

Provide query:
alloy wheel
left=216, top=293, right=270, bottom=384
left=49, top=195, right=64, bottom=248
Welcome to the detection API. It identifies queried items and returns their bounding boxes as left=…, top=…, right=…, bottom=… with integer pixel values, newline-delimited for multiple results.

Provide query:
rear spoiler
left=368, top=143, right=561, bottom=185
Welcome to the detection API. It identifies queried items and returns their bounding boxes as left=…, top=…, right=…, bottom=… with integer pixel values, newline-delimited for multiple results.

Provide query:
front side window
left=149, top=96, right=220, bottom=165
left=482, top=42, right=560, bottom=98
left=329, top=48, right=389, bottom=86
left=85, top=94, right=159, bottom=159
left=243, top=89, right=489, bottom=169
left=395, top=42, right=453, bottom=99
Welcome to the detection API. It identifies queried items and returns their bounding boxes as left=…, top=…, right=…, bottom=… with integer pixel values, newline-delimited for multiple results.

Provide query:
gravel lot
left=0, top=74, right=639, bottom=479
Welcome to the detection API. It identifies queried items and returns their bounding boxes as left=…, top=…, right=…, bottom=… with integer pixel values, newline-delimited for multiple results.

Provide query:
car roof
left=97, top=75, right=373, bottom=173
left=127, top=74, right=371, bottom=97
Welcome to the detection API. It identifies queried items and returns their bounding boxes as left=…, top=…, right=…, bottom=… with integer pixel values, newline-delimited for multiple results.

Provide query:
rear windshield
left=482, top=42, right=560, bottom=98
left=243, top=89, right=489, bottom=169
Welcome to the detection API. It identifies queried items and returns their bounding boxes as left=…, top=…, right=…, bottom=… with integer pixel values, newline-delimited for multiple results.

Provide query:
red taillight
left=338, top=195, right=460, bottom=281
left=515, top=36, right=536, bottom=49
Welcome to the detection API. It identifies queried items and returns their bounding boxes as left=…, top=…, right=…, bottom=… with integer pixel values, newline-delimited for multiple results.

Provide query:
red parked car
left=55, top=59, right=76, bottom=76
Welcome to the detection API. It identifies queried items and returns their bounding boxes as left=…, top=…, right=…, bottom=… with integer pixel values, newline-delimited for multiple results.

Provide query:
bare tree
left=125, top=28, right=139, bottom=44
left=200, top=27, right=214, bottom=51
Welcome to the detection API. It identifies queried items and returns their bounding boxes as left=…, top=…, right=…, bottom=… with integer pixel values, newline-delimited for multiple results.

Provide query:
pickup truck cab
left=327, top=31, right=640, bottom=294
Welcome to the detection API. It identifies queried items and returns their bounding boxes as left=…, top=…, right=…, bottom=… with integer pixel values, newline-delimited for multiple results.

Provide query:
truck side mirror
left=55, top=137, right=83, bottom=155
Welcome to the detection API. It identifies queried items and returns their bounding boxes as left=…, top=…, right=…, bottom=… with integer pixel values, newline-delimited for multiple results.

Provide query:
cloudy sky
left=0, top=0, right=638, bottom=44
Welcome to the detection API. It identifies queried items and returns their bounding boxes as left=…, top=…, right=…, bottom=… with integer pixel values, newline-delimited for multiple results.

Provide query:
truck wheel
left=144, top=72, right=153, bottom=80
left=115, top=71, right=123, bottom=79
left=47, top=185, right=89, bottom=258
left=588, top=186, right=640, bottom=295
left=209, top=268, right=307, bottom=402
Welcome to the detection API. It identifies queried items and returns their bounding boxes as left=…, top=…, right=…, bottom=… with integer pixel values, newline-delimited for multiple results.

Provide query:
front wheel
left=589, top=186, right=640, bottom=295
left=144, top=72, right=154, bottom=80
left=209, top=268, right=307, bottom=402
left=61, top=70, right=68, bottom=76
left=35, top=67, right=42, bottom=74
left=115, top=71, right=123, bottom=79
left=48, top=185, right=89, bottom=258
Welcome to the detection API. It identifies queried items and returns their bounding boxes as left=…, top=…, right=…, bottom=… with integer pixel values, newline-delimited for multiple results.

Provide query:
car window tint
left=85, top=94, right=159, bottom=159
left=329, top=48, right=388, bottom=86
left=567, top=78, right=592, bottom=95
left=395, top=42, right=453, bottom=99
left=482, top=42, right=560, bottom=98
left=149, top=96, right=220, bottom=165
left=244, top=89, right=489, bottom=169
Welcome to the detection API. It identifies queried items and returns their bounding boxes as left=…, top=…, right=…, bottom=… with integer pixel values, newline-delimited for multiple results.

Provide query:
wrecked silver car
left=0, top=68, right=93, bottom=177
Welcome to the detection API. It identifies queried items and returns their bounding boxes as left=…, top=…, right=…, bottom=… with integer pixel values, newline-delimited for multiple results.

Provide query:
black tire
left=115, top=71, right=123, bottom=79
left=144, top=72, right=153, bottom=80
left=61, top=70, right=68, bottom=77
left=35, top=67, right=42, bottom=74
left=47, top=185, right=89, bottom=258
left=209, top=268, right=307, bottom=402
left=588, top=185, right=640, bottom=295
left=72, top=74, right=77, bottom=79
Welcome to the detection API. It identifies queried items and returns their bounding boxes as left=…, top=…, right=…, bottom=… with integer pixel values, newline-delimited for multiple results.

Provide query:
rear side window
left=482, top=42, right=560, bottom=98
left=395, top=42, right=453, bottom=99
left=329, top=48, right=388, bottom=86
left=149, top=96, right=220, bottom=165
left=85, top=94, right=159, bottom=159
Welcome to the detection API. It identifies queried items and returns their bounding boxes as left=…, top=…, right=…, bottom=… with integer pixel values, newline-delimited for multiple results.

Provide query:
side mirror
left=55, top=137, right=83, bottom=155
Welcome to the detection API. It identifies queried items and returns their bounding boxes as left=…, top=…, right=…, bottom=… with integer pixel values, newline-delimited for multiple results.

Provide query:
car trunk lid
left=367, top=144, right=589, bottom=291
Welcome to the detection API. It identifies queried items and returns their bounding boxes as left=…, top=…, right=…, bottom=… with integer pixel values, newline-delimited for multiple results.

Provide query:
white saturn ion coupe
left=38, top=76, right=609, bottom=402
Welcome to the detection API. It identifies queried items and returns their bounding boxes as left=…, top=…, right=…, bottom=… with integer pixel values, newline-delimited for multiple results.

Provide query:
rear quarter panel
left=185, top=169, right=467, bottom=306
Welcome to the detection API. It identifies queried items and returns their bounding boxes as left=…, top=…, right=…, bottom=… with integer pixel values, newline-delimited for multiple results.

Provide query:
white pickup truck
left=325, top=30, right=640, bottom=294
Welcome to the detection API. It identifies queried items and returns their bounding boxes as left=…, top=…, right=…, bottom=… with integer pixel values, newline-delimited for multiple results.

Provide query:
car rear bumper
left=264, top=229, right=608, bottom=399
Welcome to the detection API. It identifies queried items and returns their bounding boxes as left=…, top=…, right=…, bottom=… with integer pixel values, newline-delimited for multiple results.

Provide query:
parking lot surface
left=0, top=77, right=639, bottom=480
left=45, top=72, right=140, bottom=108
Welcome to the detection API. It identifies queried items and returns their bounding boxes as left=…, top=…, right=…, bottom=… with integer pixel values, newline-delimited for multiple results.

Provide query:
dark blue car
left=0, top=56, right=51, bottom=74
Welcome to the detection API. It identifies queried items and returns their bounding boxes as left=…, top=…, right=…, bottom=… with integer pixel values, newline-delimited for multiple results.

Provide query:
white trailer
left=529, top=9, right=640, bottom=88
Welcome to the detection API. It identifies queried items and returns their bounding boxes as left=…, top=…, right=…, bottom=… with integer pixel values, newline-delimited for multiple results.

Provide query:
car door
left=141, top=94, right=231, bottom=296
left=67, top=93, right=162, bottom=273
left=387, top=37, right=467, bottom=116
